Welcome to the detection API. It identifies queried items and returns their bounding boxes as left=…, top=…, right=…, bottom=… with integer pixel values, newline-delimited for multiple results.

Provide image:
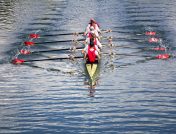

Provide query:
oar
left=74, top=29, right=112, bottom=37
left=19, top=43, right=85, bottom=55
left=108, top=36, right=158, bottom=43
left=115, top=45, right=150, bottom=50
left=105, top=43, right=168, bottom=51
left=102, top=51, right=149, bottom=57
left=39, top=29, right=111, bottom=37
left=31, top=46, right=84, bottom=54
left=11, top=56, right=83, bottom=64
left=74, top=36, right=113, bottom=46
left=34, top=39, right=84, bottom=45
left=25, top=56, right=82, bottom=62
left=104, top=52, right=171, bottom=59
left=41, top=32, right=84, bottom=37
left=115, top=53, right=151, bottom=57
left=116, top=54, right=171, bottom=69
left=101, top=29, right=112, bottom=34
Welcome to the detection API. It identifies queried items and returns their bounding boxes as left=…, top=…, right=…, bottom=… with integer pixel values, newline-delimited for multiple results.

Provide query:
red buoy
left=156, top=54, right=170, bottom=59
left=20, top=49, right=31, bottom=55
left=152, top=47, right=166, bottom=51
left=24, top=41, right=35, bottom=46
left=149, top=38, right=159, bottom=43
left=29, top=34, right=39, bottom=39
left=145, top=31, right=156, bottom=36
left=11, top=58, right=25, bottom=64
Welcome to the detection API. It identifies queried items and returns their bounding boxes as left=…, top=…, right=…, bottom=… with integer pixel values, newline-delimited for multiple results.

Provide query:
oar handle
left=101, top=29, right=112, bottom=34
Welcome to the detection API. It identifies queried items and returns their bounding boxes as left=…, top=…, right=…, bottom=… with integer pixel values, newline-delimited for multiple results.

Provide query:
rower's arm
left=95, top=51, right=101, bottom=60
left=83, top=40, right=87, bottom=45
left=84, top=53, right=87, bottom=60
left=96, top=25, right=101, bottom=33
left=97, top=54, right=101, bottom=60
left=82, top=45, right=88, bottom=55
left=82, top=49, right=85, bottom=54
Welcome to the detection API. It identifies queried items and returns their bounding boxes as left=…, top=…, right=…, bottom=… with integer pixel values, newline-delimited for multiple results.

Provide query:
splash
left=148, top=37, right=159, bottom=43
left=152, top=47, right=166, bottom=51
left=11, top=30, right=41, bottom=64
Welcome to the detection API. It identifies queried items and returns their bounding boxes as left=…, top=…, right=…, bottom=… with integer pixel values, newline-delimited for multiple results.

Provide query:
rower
left=83, top=38, right=100, bottom=63
left=87, top=26, right=101, bottom=40
left=84, top=18, right=101, bottom=36
left=82, top=34, right=100, bottom=54
left=84, top=32, right=102, bottom=50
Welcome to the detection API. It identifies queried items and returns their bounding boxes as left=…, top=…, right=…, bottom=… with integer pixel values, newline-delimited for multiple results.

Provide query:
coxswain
left=84, top=18, right=101, bottom=36
left=83, top=38, right=100, bottom=63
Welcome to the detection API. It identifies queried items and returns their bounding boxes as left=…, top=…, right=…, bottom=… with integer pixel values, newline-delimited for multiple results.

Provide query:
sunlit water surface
left=0, top=0, right=176, bottom=133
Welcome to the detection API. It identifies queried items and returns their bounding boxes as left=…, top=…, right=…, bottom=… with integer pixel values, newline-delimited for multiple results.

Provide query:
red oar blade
left=20, top=49, right=31, bottom=55
left=11, top=58, right=25, bottom=64
left=24, top=41, right=35, bottom=46
left=145, top=31, right=156, bottom=36
left=29, top=34, right=40, bottom=39
left=148, top=37, right=159, bottom=43
left=156, top=54, right=170, bottom=59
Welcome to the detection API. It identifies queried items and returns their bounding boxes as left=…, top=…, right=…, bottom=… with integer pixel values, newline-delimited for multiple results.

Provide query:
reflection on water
left=0, top=0, right=176, bottom=133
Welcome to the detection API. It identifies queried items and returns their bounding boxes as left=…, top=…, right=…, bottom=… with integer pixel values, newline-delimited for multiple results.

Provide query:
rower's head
left=90, top=18, right=96, bottom=24
left=90, top=38, right=94, bottom=47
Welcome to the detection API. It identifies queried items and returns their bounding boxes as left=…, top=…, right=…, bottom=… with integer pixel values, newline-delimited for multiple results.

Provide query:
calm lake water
left=0, top=0, right=176, bottom=133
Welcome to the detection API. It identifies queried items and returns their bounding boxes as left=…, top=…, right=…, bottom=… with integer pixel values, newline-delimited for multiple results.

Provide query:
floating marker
left=148, top=37, right=159, bottom=43
left=152, top=47, right=166, bottom=51
left=156, top=54, right=170, bottom=59
left=20, top=49, right=31, bottom=55
left=29, top=34, right=39, bottom=39
left=24, top=41, right=35, bottom=46
left=11, top=58, right=25, bottom=64
left=145, top=31, right=156, bottom=36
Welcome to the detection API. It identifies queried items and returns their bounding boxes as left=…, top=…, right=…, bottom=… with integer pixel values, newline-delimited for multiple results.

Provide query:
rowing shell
left=85, top=61, right=100, bottom=87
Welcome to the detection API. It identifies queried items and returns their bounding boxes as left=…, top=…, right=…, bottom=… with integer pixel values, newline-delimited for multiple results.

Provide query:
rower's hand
left=83, top=56, right=87, bottom=61
left=68, top=55, right=75, bottom=61
left=83, top=32, right=87, bottom=36
left=81, top=49, right=85, bottom=54
left=99, top=52, right=102, bottom=56
left=107, top=29, right=112, bottom=32
left=83, top=40, right=87, bottom=46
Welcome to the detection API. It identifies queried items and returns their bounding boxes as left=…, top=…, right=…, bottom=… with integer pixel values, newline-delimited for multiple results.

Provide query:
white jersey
left=85, top=24, right=101, bottom=35
left=87, top=30, right=100, bottom=38
left=85, top=37, right=102, bottom=49
left=84, top=45, right=99, bottom=56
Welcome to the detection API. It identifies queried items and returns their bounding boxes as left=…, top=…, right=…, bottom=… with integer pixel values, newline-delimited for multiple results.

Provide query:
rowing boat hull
left=85, top=61, right=100, bottom=87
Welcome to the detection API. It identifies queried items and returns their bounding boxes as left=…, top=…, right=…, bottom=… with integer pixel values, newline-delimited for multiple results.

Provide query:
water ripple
left=0, top=0, right=176, bottom=133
